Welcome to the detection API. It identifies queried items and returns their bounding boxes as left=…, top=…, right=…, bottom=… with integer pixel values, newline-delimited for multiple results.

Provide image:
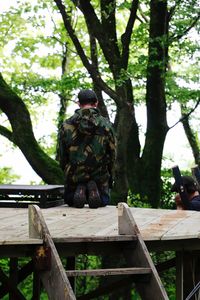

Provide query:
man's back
left=59, top=107, right=116, bottom=185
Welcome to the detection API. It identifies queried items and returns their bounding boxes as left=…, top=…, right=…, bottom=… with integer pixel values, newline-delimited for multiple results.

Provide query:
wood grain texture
left=0, top=205, right=199, bottom=247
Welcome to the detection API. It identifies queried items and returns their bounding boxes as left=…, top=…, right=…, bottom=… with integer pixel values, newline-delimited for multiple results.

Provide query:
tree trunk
left=113, top=80, right=140, bottom=204
left=0, top=73, right=64, bottom=184
left=136, top=0, right=169, bottom=207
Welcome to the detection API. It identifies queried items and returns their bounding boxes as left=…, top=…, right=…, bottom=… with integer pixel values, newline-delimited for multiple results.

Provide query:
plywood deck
left=0, top=205, right=199, bottom=250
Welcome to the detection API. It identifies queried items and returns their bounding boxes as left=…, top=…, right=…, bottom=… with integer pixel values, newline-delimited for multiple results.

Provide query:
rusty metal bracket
left=34, top=245, right=51, bottom=271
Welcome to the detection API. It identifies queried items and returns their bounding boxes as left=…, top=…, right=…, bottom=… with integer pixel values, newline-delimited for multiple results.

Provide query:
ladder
left=29, top=203, right=169, bottom=300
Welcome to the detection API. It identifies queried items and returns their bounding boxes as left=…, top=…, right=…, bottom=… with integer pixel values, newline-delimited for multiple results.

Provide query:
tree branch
left=168, top=0, right=182, bottom=22
left=0, top=125, right=15, bottom=144
left=138, top=3, right=149, bottom=23
left=78, top=0, right=121, bottom=73
left=170, top=14, right=200, bottom=42
left=54, top=0, right=119, bottom=103
left=121, top=0, right=139, bottom=69
left=89, top=31, right=110, bottom=118
left=169, top=98, right=200, bottom=130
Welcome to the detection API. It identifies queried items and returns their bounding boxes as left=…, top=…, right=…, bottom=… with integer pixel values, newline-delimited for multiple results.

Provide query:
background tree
left=0, top=0, right=199, bottom=207
left=54, top=0, right=199, bottom=206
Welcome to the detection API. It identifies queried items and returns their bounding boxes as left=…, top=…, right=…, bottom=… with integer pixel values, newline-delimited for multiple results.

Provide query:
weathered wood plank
left=163, top=213, right=200, bottom=240
left=0, top=239, right=42, bottom=245
left=0, top=206, right=199, bottom=248
left=52, top=235, right=137, bottom=243
left=66, top=267, right=152, bottom=277
left=46, top=207, right=115, bottom=237
left=29, top=205, right=76, bottom=300
left=135, top=210, right=193, bottom=241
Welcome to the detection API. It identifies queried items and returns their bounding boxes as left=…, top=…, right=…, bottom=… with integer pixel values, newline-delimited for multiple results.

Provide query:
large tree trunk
left=0, top=73, right=64, bottom=184
left=113, top=80, right=140, bottom=203
left=139, top=0, right=169, bottom=207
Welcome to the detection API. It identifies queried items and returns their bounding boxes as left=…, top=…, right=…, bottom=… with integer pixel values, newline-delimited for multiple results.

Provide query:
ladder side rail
left=29, top=205, right=76, bottom=300
left=118, top=202, right=169, bottom=300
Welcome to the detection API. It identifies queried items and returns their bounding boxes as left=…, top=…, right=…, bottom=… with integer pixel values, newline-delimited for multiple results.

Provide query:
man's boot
left=87, top=180, right=101, bottom=208
left=73, top=184, right=86, bottom=208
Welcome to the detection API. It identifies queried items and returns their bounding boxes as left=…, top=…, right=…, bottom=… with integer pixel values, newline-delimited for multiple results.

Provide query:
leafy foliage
left=0, top=166, right=19, bottom=184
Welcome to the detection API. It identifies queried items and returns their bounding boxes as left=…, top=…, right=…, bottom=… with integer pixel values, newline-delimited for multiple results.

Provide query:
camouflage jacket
left=58, top=108, right=116, bottom=186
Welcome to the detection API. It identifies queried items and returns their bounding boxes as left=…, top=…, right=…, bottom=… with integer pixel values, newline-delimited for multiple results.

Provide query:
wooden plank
left=0, top=184, right=64, bottom=192
left=46, top=207, right=115, bottom=237
left=52, top=235, right=137, bottom=243
left=130, top=207, right=173, bottom=230
left=0, top=200, right=64, bottom=208
left=163, top=212, right=200, bottom=240
left=66, top=267, right=152, bottom=277
left=29, top=205, right=76, bottom=300
left=118, top=202, right=169, bottom=300
left=138, top=210, right=193, bottom=241
left=0, top=239, right=42, bottom=246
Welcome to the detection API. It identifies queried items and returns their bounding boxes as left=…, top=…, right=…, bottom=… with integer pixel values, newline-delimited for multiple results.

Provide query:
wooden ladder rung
left=66, top=267, right=152, bottom=277
left=53, top=235, right=137, bottom=243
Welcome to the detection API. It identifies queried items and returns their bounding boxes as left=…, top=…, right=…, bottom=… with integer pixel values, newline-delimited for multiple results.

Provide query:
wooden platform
left=0, top=204, right=200, bottom=299
left=0, top=205, right=200, bottom=252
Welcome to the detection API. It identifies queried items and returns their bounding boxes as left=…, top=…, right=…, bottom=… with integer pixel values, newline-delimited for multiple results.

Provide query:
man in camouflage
left=59, top=89, right=116, bottom=208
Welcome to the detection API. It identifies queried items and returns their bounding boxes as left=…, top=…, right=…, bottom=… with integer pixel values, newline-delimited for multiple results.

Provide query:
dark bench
left=0, top=184, right=64, bottom=208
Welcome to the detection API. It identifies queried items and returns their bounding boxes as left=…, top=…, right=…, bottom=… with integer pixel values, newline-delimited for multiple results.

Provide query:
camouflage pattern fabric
left=59, top=108, right=116, bottom=187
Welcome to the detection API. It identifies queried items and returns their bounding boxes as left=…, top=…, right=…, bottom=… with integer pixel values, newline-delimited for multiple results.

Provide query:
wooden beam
left=176, top=251, right=183, bottom=300
left=9, top=258, right=18, bottom=300
left=66, top=267, right=152, bottom=277
left=77, top=277, right=135, bottom=300
left=156, top=257, right=176, bottom=273
left=53, top=235, right=137, bottom=243
left=66, top=257, right=76, bottom=292
left=32, top=271, right=41, bottom=300
left=0, top=267, right=25, bottom=300
left=0, top=260, right=33, bottom=298
left=29, top=205, right=76, bottom=300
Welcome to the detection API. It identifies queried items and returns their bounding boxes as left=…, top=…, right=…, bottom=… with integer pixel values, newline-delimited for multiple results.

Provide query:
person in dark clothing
left=171, top=175, right=200, bottom=211
left=58, top=89, right=116, bottom=208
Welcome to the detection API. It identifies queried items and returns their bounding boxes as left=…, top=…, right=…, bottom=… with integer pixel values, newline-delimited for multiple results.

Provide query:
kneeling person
left=58, top=89, right=116, bottom=208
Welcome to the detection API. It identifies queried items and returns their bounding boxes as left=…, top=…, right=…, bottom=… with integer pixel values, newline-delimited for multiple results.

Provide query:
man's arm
left=172, top=165, right=190, bottom=209
left=107, top=127, right=117, bottom=188
left=58, top=125, right=69, bottom=171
